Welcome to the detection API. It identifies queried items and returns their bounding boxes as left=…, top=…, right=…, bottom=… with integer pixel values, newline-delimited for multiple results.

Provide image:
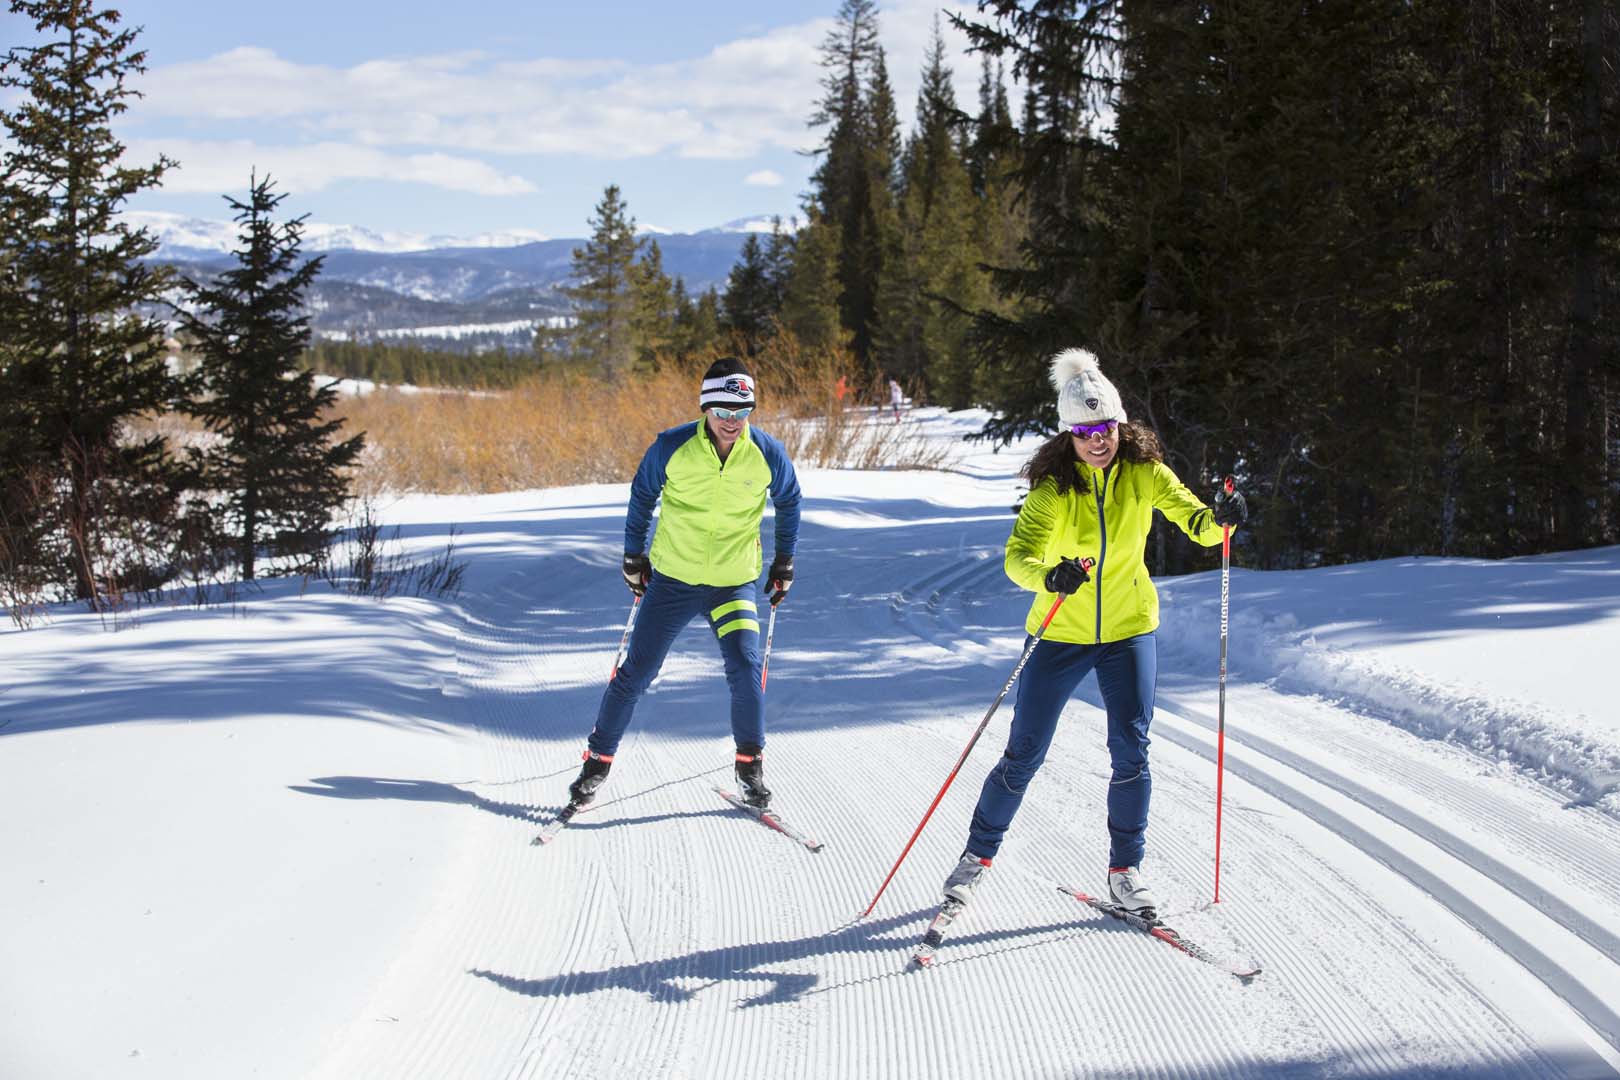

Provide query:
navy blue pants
left=587, top=570, right=765, bottom=756
left=965, top=632, right=1157, bottom=868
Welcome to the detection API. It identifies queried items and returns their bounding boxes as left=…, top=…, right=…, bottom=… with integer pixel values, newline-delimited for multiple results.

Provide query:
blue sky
left=4, top=1, right=991, bottom=240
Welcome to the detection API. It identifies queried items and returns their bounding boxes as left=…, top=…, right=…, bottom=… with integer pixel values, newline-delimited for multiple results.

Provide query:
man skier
left=564, top=356, right=802, bottom=812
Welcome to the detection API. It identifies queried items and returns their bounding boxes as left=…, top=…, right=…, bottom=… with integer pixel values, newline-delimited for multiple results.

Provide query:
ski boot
left=943, top=852, right=993, bottom=905
left=1107, top=865, right=1158, bottom=921
left=734, top=745, right=771, bottom=809
left=566, top=749, right=613, bottom=810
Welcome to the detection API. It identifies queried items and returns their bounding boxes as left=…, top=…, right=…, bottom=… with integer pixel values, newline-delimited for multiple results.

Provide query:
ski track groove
left=1201, top=678, right=1620, bottom=915
left=339, top=533, right=1620, bottom=1077
left=911, top=559, right=1614, bottom=1077
left=1143, top=680, right=1620, bottom=1061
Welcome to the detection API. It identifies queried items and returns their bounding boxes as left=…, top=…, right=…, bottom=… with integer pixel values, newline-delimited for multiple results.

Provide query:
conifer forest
left=3, top=0, right=1617, bottom=615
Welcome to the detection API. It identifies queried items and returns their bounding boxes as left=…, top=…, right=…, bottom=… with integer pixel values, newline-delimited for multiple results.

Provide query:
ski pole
left=1214, top=475, right=1234, bottom=904
left=860, top=594, right=1067, bottom=918
left=611, top=595, right=641, bottom=680
left=760, top=599, right=780, bottom=691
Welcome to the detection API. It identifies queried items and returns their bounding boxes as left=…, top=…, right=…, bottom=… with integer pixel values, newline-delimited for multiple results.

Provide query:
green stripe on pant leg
left=710, top=598, right=758, bottom=622
left=715, top=617, right=760, bottom=638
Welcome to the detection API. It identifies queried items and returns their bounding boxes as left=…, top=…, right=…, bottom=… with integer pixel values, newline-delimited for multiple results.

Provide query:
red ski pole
left=860, top=594, right=1067, bottom=918
left=1214, top=475, right=1234, bottom=903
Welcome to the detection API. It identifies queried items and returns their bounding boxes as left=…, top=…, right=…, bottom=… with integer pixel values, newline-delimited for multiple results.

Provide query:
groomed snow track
left=313, top=469, right=1620, bottom=1079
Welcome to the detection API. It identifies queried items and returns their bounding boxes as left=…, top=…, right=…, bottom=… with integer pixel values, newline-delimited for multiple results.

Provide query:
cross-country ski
left=909, top=898, right=967, bottom=968
left=531, top=803, right=584, bottom=846
left=714, top=787, right=824, bottom=853
left=1057, top=886, right=1262, bottom=984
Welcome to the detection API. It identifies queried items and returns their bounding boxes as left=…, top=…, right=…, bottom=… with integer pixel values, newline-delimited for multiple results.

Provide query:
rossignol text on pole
left=611, top=595, right=640, bottom=681
left=1214, top=475, right=1234, bottom=903
left=860, top=594, right=1067, bottom=918
left=760, top=599, right=779, bottom=690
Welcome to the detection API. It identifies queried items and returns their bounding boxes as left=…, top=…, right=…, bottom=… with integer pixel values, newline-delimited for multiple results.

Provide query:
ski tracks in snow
left=317, top=529, right=1620, bottom=1077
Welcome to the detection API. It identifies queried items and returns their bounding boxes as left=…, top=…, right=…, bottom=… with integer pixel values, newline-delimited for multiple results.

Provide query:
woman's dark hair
left=1020, top=422, right=1165, bottom=495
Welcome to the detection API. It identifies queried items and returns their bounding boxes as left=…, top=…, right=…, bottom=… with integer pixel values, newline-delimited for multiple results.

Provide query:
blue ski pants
left=965, top=632, right=1157, bottom=869
left=587, top=570, right=765, bottom=756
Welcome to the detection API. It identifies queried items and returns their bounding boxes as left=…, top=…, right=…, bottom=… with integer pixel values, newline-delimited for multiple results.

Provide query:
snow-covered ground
left=5, top=408, right=1620, bottom=1079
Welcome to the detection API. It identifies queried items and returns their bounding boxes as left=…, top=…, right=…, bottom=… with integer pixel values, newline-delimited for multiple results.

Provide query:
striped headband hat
left=700, top=356, right=756, bottom=411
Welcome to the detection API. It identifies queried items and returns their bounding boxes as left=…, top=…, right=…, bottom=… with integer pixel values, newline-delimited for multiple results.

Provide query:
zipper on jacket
left=1093, top=467, right=1110, bottom=643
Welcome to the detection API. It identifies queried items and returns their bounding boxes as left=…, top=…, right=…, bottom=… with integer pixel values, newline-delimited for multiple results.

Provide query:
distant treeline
left=302, top=339, right=541, bottom=389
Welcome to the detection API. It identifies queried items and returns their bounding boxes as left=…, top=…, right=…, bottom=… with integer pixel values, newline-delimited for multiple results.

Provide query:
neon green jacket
left=626, top=420, right=802, bottom=588
left=1006, top=457, right=1226, bottom=644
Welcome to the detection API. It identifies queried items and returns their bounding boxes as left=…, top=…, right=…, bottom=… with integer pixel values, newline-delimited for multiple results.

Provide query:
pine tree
left=875, top=17, right=986, bottom=407
left=764, top=217, right=793, bottom=314
left=180, top=174, right=363, bottom=580
left=721, top=233, right=776, bottom=355
left=564, top=184, right=643, bottom=375
left=809, top=0, right=894, bottom=368
left=0, top=0, right=179, bottom=605
left=629, top=238, right=676, bottom=369
left=779, top=213, right=846, bottom=352
left=671, top=283, right=723, bottom=362
left=952, top=1, right=1122, bottom=447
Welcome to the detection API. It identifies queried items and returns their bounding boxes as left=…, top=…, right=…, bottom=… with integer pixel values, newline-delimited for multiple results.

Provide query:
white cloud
left=131, top=138, right=536, bottom=196
left=744, top=170, right=784, bottom=187
left=125, top=8, right=997, bottom=167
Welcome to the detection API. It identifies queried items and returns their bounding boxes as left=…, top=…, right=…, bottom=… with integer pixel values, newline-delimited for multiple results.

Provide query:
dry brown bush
left=334, top=338, right=956, bottom=494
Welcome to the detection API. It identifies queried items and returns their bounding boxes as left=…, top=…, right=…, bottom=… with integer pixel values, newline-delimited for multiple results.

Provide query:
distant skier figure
left=887, top=375, right=904, bottom=421
left=940, top=348, right=1246, bottom=918
left=566, top=356, right=802, bottom=813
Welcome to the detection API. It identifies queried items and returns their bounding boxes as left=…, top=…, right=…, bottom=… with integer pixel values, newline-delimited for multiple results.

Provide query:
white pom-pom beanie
left=1050, top=348, right=1126, bottom=426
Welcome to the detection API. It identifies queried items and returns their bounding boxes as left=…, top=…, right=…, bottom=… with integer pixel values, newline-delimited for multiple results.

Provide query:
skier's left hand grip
left=767, top=555, right=794, bottom=605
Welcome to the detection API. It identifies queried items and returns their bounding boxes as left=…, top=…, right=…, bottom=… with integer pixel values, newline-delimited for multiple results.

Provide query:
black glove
left=766, top=555, right=794, bottom=605
left=621, top=553, right=651, bottom=596
left=1212, top=487, right=1248, bottom=527
left=1043, top=556, right=1089, bottom=595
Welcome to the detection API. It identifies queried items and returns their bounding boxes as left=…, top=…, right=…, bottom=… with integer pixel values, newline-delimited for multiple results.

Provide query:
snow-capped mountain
left=124, top=211, right=553, bottom=256
left=136, top=211, right=775, bottom=346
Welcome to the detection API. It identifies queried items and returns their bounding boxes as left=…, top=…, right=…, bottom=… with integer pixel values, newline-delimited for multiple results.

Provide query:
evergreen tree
left=955, top=0, right=1618, bottom=567
left=629, top=238, right=676, bottom=369
left=875, top=17, right=987, bottom=407
left=671, top=283, right=724, bottom=362
left=764, top=216, right=793, bottom=313
left=952, top=1, right=1120, bottom=447
left=563, top=184, right=643, bottom=375
left=721, top=233, right=776, bottom=355
left=0, top=0, right=179, bottom=605
left=180, top=174, right=363, bottom=580
left=779, top=213, right=846, bottom=352
left=808, top=0, right=894, bottom=368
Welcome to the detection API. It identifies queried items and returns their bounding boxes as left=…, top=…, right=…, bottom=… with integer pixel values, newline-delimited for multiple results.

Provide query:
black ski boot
left=734, top=745, right=771, bottom=809
left=567, top=749, right=613, bottom=808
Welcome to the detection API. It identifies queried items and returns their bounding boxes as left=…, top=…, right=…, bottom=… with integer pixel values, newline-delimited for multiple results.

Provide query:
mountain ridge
left=143, top=214, right=792, bottom=348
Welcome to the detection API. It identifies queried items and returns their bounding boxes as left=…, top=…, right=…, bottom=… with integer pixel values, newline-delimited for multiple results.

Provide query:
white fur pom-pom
left=1049, top=347, right=1100, bottom=392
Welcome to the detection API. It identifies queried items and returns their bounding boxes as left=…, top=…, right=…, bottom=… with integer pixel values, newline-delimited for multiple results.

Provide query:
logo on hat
left=726, top=376, right=752, bottom=396
left=1085, top=397, right=1099, bottom=410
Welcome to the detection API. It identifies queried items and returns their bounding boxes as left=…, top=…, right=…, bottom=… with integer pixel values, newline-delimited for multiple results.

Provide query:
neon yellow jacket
left=626, top=420, right=802, bottom=588
left=1006, top=457, right=1226, bottom=644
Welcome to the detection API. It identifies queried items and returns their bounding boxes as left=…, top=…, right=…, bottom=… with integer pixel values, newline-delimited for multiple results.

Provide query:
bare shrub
left=335, top=336, right=956, bottom=494
left=322, top=497, right=467, bottom=600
